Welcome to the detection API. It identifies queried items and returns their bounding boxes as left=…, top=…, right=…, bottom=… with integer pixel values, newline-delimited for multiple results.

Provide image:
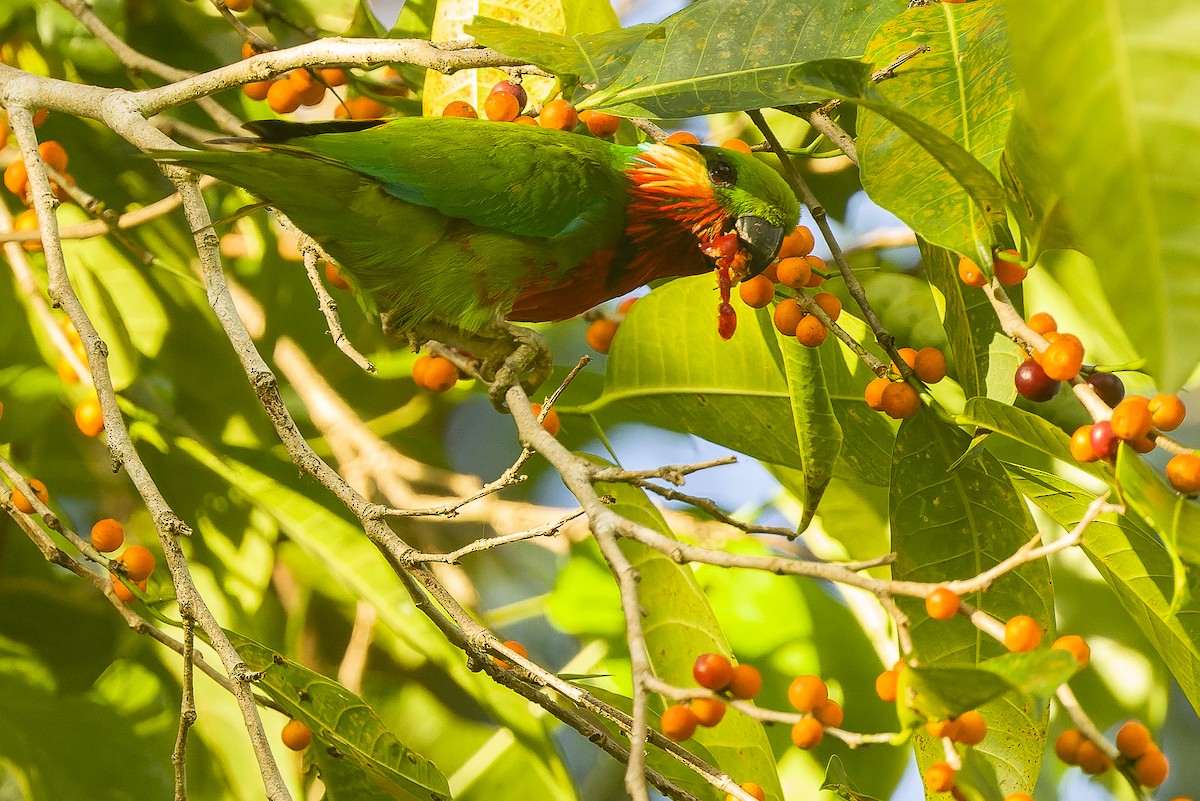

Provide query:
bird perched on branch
left=153, top=116, right=799, bottom=405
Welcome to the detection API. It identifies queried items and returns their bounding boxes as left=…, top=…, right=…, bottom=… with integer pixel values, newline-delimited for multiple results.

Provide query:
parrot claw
left=485, top=324, right=552, bottom=412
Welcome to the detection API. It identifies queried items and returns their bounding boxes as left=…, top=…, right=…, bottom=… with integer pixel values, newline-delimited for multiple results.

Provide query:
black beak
left=734, top=216, right=786, bottom=277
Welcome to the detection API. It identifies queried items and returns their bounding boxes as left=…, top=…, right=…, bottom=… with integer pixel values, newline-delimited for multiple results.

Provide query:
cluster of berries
left=89, top=518, right=156, bottom=601
left=2, top=111, right=69, bottom=252
left=1055, top=720, right=1172, bottom=788
left=863, top=347, right=948, bottom=420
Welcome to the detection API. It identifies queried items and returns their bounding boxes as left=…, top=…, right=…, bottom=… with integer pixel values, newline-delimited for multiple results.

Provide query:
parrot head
left=623, top=141, right=800, bottom=282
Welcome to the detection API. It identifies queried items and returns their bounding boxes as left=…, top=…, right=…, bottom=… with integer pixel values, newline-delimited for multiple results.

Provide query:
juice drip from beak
left=702, top=231, right=747, bottom=340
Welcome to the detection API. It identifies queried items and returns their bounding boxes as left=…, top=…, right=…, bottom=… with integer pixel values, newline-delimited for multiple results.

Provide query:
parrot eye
left=707, top=156, right=737, bottom=188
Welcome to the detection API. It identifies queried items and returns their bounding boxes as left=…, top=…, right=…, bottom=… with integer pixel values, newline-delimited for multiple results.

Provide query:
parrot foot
left=485, top=324, right=552, bottom=412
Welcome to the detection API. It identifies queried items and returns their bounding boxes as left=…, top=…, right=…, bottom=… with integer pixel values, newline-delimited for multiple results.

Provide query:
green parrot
left=155, top=116, right=800, bottom=401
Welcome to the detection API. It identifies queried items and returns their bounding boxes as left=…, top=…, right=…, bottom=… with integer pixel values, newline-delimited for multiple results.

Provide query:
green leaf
left=1001, top=103, right=1077, bottom=259
left=594, top=478, right=781, bottom=798
left=228, top=632, right=451, bottom=801
left=572, top=277, right=843, bottom=508
left=780, top=60, right=1014, bottom=256
left=0, top=668, right=171, bottom=800
left=956, top=397, right=1107, bottom=480
left=890, top=411, right=1051, bottom=790
left=860, top=0, right=1016, bottom=262
left=1006, top=0, right=1200, bottom=389
left=1006, top=464, right=1200, bottom=712
left=773, top=323, right=842, bottom=524
left=902, top=665, right=1012, bottom=721
left=474, top=0, right=899, bottom=118
left=820, top=755, right=883, bottom=801
left=979, top=649, right=1078, bottom=700
left=1115, top=447, right=1200, bottom=566
left=920, top=238, right=1003, bottom=399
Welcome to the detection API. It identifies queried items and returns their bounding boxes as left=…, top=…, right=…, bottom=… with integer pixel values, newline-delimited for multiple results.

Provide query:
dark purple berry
left=490, top=80, right=527, bottom=112
left=1085, top=372, right=1125, bottom=407
left=1015, top=360, right=1061, bottom=402
left=1090, top=419, right=1117, bottom=460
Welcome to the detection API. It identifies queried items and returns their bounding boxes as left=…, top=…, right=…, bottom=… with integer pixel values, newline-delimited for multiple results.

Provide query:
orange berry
left=4, top=159, right=28, bottom=197
left=74, top=395, right=104, bottom=437
left=224, top=0, right=254, bottom=11
left=483, top=92, right=521, bottom=122
left=814, top=699, right=843, bottom=728
left=720, top=138, right=753, bottom=154
left=1069, top=425, right=1098, bottom=463
left=727, top=664, right=762, bottom=699
left=1005, top=794, right=1035, bottom=801
left=336, top=96, right=389, bottom=119
left=660, top=704, right=699, bottom=741
left=802, top=256, right=826, bottom=286
left=286, top=68, right=314, bottom=91
left=925, top=587, right=960, bottom=621
left=119, top=544, right=156, bottom=581
left=14, top=209, right=41, bottom=251
left=1040, top=336, right=1084, bottom=381
left=266, top=80, right=302, bottom=114
left=787, top=675, right=828, bottom=713
left=324, top=261, right=351, bottom=290
left=319, top=68, right=348, bottom=87
left=875, top=668, right=898, bottom=703
left=791, top=717, right=825, bottom=749
left=772, top=298, right=804, bottom=336
left=442, top=100, right=478, bottom=119
left=38, top=141, right=68, bottom=172
left=90, top=518, right=125, bottom=553
left=579, top=110, right=620, bottom=137
left=281, top=719, right=313, bottom=751
left=110, top=573, right=147, bottom=602
left=992, top=249, right=1027, bottom=285
left=243, top=80, right=273, bottom=101
left=530, top=403, right=560, bottom=437
left=514, top=115, right=538, bottom=125
left=11, top=478, right=48, bottom=514
left=1149, top=393, right=1186, bottom=430
left=881, top=382, right=920, bottom=419
left=1115, top=720, right=1151, bottom=759
left=664, top=131, right=700, bottom=145
left=298, top=82, right=327, bottom=107
left=413, top=355, right=459, bottom=392
left=923, top=761, right=955, bottom=792
left=778, top=226, right=815, bottom=259
left=1003, top=614, right=1042, bottom=652
left=864, top=378, right=890, bottom=411
left=490, top=639, right=528, bottom=669
left=1054, top=728, right=1084, bottom=765
left=1110, top=397, right=1153, bottom=441
left=692, top=653, right=734, bottom=690
left=926, top=718, right=960, bottom=740
left=738, top=275, right=775, bottom=308
left=958, top=256, right=987, bottom=287
left=914, top=347, right=947, bottom=383
left=31, top=109, right=48, bottom=127
left=812, top=292, right=841, bottom=322
left=616, top=296, right=638, bottom=315
left=586, top=318, right=620, bottom=354
left=1134, top=746, right=1169, bottom=787
left=774, top=256, right=811, bottom=289
left=1027, top=312, right=1057, bottom=335
left=689, top=696, right=726, bottom=727
left=1075, top=739, right=1111, bottom=775
left=953, top=710, right=987, bottom=746
left=538, top=99, right=578, bottom=131
left=1052, top=634, right=1090, bottom=668
left=58, top=356, right=79, bottom=383
left=890, top=347, right=918, bottom=376
left=1166, top=453, right=1200, bottom=493
left=794, top=315, right=827, bottom=347
left=1130, top=434, right=1157, bottom=453
left=730, top=782, right=766, bottom=801
left=240, top=42, right=258, bottom=59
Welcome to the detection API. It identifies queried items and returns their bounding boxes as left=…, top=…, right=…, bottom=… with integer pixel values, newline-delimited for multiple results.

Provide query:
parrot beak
left=734, top=215, right=786, bottom=277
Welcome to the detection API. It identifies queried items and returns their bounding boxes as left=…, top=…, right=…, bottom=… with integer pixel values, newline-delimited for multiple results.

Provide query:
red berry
left=489, top=79, right=527, bottom=111
left=692, top=653, right=734, bottom=690
left=1089, top=420, right=1117, bottom=460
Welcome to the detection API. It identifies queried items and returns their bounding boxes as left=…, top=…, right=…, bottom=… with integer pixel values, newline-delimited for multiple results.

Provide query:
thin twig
left=172, top=620, right=197, bottom=801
